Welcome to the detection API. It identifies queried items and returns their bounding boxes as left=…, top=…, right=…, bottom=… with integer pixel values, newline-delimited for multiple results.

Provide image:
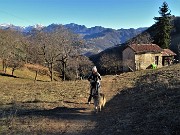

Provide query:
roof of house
left=161, top=49, right=176, bottom=56
left=128, top=44, right=163, bottom=54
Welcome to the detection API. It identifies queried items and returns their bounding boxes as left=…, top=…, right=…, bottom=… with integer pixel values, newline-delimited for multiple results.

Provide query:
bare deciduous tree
left=32, top=27, right=81, bottom=81
left=0, top=29, right=26, bottom=74
left=99, top=53, right=122, bottom=74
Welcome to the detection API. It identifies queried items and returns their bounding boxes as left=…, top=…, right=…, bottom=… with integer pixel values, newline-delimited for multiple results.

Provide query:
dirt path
left=58, top=73, right=137, bottom=135
left=0, top=75, right=118, bottom=134
left=42, top=75, right=127, bottom=135
left=51, top=75, right=119, bottom=135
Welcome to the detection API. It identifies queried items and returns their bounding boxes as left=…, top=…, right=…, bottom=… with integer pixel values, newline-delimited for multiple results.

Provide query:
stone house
left=122, top=44, right=176, bottom=72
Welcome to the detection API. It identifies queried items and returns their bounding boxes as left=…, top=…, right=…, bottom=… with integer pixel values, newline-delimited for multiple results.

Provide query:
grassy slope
left=0, top=64, right=89, bottom=105
left=0, top=64, right=91, bottom=134
left=0, top=63, right=180, bottom=134
left=89, top=64, right=180, bottom=135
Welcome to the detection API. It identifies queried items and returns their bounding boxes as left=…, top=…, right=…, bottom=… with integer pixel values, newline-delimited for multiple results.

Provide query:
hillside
left=0, top=63, right=179, bottom=134
left=88, top=64, right=180, bottom=135
left=169, top=17, right=180, bottom=60
left=65, top=24, right=147, bottom=54
left=0, top=23, right=147, bottom=56
left=91, top=16, right=180, bottom=73
left=89, top=45, right=125, bottom=75
left=40, top=23, right=147, bottom=55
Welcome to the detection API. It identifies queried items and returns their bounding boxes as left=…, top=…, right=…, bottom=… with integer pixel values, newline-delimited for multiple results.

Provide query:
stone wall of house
left=135, top=53, right=163, bottom=70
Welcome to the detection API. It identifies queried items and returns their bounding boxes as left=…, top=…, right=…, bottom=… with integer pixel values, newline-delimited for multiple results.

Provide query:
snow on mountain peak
left=0, top=23, right=13, bottom=27
left=33, top=24, right=44, bottom=29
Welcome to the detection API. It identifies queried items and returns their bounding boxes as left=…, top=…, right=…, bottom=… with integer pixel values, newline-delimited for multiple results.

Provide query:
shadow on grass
left=0, top=71, right=50, bottom=82
left=0, top=105, right=94, bottom=121
left=0, top=72, right=18, bottom=78
left=20, top=107, right=91, bottom=120
left=79, top=71, right=180, bottom=135
left=0, top=105, right=95, bottom=135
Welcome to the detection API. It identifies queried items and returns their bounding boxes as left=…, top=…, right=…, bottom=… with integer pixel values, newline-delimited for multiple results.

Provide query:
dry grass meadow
left=0, top=63, right=180, bottom=135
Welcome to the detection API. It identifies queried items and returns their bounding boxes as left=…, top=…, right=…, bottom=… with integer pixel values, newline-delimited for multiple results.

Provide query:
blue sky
left=0, top=0, right=179, bottom=29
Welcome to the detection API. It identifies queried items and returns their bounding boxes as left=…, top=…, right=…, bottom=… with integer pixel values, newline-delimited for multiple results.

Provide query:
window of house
left=155, top=56, right=159, bottom=65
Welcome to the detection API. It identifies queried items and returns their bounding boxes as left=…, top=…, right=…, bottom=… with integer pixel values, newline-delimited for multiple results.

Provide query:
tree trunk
left=2, top=59, right=5, bottom=71
left=34, top=71, right=38, bottom=82
left=4, top=66, right=7, bottom=73
left=47, top=63, right=53, bottom=81
left=50, top=63, right=53, bottom=81
left=2, top=59, right=6, bottom=72
left=12, top=68, right=15, bottom=76
left=76, top=66, right=79, bottom=79
left=62, top=61, right=66, bottom=81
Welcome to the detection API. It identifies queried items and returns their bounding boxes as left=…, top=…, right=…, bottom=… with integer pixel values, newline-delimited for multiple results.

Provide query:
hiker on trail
left=87, top=66, right=101, bottom=104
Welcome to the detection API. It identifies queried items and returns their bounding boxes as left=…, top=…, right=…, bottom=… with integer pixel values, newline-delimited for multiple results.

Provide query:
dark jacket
left=88, top=72, right=101, bottom=83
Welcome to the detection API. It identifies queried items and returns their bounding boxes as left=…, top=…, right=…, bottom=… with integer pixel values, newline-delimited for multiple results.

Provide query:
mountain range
left=65, top=23, right=147, bottom=55
left=0, top=23, right=147, bottom=55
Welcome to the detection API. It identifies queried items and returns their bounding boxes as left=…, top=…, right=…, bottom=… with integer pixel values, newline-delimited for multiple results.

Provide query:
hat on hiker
left=92, top=66, right=97, bottom=72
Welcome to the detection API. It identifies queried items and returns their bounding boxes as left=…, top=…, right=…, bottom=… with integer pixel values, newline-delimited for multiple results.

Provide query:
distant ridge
left=0, top=23, right=147, bottom=55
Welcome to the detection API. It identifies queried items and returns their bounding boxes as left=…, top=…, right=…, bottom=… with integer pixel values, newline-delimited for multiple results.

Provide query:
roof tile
left=129, top=44, right=163, bottom=53
left=161, top=49, right=176, bottom=56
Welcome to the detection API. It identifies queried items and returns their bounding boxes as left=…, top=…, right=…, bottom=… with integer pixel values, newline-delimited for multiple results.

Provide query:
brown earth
left=0, top=64, right=180, bottom=135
